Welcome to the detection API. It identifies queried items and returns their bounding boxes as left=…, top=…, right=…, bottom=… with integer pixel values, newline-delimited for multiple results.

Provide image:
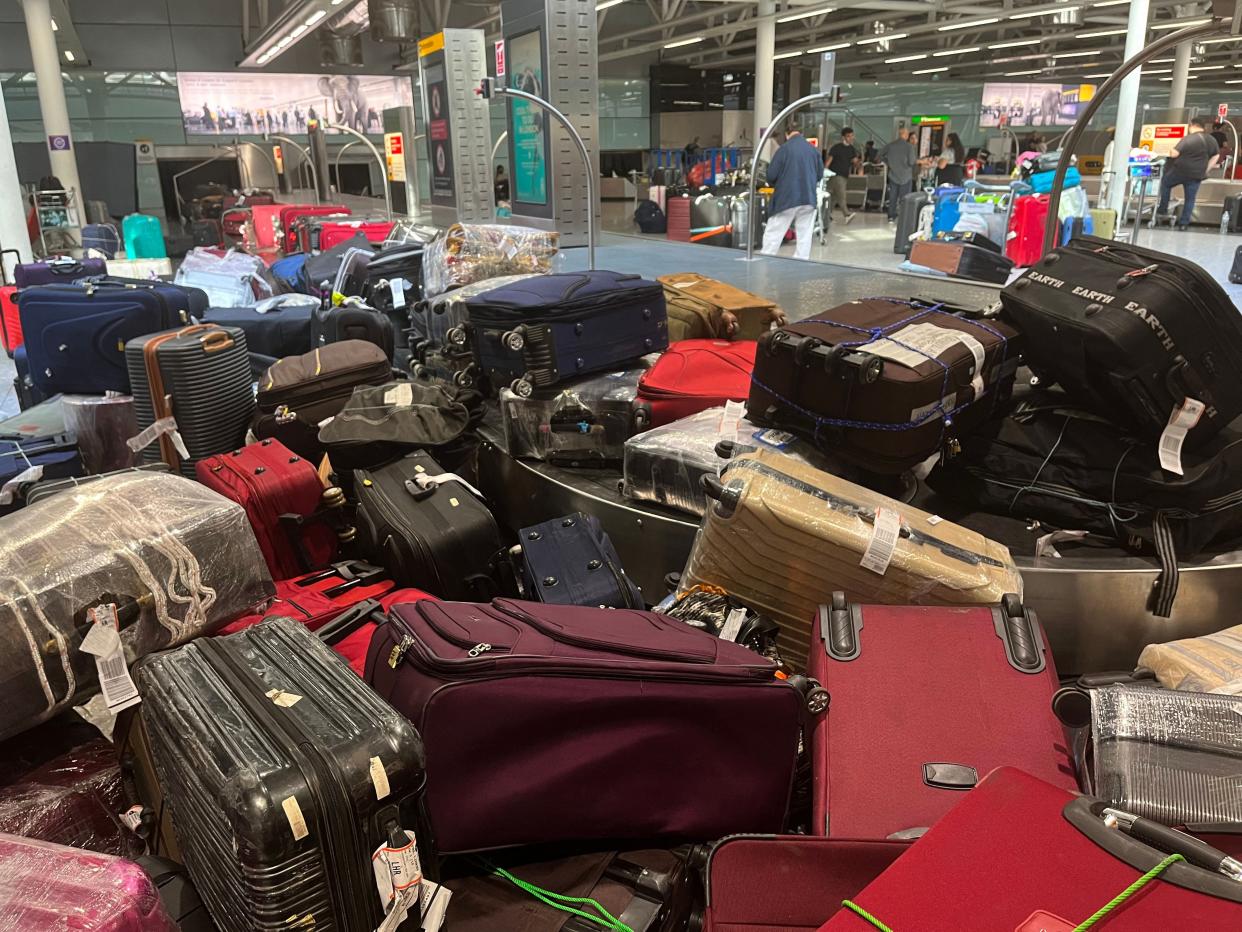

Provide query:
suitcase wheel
left=452, top=369, right=475, bottom=389
left=501, top=328, right=526, bottom=352
left=510, top=378, right=533, bottom=398
left=447, top=326, right=468, bottom=347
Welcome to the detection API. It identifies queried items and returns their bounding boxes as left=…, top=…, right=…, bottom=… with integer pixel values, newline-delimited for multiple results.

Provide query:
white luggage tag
left=1158, top=397, right=1205, bottom=476
left=79, top=602, right=141, bottom=714
left=372, top=829, right=444, bottom=931
left=860, top=507, right=902, bottom=576
left=717, top=400, right=745, bottom=445
left=405, top=471, right=485, bottom=504
left=126, top=416, right=189, bottom=460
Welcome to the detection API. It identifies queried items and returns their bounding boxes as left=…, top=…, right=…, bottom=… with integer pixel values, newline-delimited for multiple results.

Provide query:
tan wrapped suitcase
left=680, top=450, right=1023, bottom=669
left=658, top=272, right=786, bottom=341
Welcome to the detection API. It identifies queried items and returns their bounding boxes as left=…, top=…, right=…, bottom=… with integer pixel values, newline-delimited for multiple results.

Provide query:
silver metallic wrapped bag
left=422, top=223, right=559, bottom=298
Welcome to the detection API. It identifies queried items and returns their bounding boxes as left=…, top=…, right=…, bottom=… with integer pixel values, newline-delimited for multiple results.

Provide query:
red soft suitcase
left=195, top=437, right=342, bottom=580
left=0, top=286, right=20, bottom=356
left=317, top=586, right=438, bottom=676
left=280, top=204, right=349, bottom=253
left=808, top=594, right=1074, bottom=840
left=704, top=835, right=908, bottom=932
left=318, top=219, right=396, bottom=251
left=250, top=203, right=286, bottom=251
left=1006, top=193, right=1050, bottom=267
left=214, top=560, right=397, bottom=635
left=820, top=767, right=1242, bottom=931
left=0, top=833, right=178, bottom=930
left=635, top=339, right=757, bottom=428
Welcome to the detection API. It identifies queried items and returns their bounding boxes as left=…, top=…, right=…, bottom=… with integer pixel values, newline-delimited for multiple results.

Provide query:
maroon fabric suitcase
left=366, top=598, right=805, bottom=853
left=195, top=437, right=341, bottom=580
left=704, top=835, right=908, bottom=931
left=820, top=767, right=1242, bottom=931
left=809, top=594, right=1075, bottom=840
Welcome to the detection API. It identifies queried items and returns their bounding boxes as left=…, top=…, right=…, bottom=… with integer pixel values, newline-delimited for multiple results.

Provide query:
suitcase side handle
left=990, top=593, right=1047, bottom=675
left=818, top=591, right=862, bottom=662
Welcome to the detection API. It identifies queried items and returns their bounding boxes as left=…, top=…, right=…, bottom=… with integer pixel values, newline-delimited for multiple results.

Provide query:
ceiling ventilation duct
left=369, top=0, right=419, bottom=42
left=320, top=2, right=369, bottom=67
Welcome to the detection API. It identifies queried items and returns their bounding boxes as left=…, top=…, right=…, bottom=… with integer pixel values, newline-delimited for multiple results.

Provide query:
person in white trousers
left=759, top=124, right=825, bottom=261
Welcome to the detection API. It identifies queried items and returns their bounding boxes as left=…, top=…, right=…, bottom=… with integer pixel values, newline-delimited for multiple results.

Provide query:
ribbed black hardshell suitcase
left=134, top=616, right=427, bottom=932
left=1001, top=236, right=1242, bottom=448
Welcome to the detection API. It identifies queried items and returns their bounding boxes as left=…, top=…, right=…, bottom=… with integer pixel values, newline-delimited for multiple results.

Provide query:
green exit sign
left=911, top=115, right=949, bottom=124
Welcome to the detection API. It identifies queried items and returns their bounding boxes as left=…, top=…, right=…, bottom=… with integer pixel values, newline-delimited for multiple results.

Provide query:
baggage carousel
left=476, top=235, right=1242, bottom=675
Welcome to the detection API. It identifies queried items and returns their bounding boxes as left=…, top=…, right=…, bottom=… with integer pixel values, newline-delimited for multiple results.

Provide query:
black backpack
left=635, top=199, right=667, bottom=234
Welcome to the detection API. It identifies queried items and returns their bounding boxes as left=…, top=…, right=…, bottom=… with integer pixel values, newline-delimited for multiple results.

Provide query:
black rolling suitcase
left=354, top=451, right=505, bottom=601
left=1225, top=194, right=1242, bottom=232
left=366, top=243, right=426, bottom=313
left=512, top=512, right=644, bottom=608
left=1001, top=236, right=1242, bottom=448
left=312, top=299, right=396, bottom=362
left=1230, top=245, right=1242, bottom=284
left=134, top=616, right=428, bottom=932
left=894, top=190, right=930, bottom=255
left=125, top=324, right=256, bottom=477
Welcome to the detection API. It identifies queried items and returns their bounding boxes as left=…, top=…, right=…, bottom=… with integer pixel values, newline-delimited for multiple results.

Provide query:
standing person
left=494, top=165, right=510, bottom=203
left=760, top=123, right=825, bottom=260
left=825, top=127, right=860, bottom=224
left=863, top=140, right=878, bottom=164
left=880, top=127, right=919, bottom=223
left=1157, top=116, right=1220, bottom=230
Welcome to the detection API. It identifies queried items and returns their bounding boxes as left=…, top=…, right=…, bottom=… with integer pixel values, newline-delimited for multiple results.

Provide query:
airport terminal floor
left=0, top=0, right=1241, bottom=930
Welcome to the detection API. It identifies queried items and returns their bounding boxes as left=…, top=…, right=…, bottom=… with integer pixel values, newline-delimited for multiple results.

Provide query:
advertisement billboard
left=979, top=82, right=1097, bottom=128
left=177, top=71, right=414, bottom=136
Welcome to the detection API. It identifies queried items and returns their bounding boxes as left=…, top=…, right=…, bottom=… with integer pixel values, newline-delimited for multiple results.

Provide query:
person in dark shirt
left=825, top=128, right=859, bottom=223
left=761, top=124, right=826, bottom=259
left=494, top=165, right=511, bottom=203
left=1158, top=116, right=1220, bottom=230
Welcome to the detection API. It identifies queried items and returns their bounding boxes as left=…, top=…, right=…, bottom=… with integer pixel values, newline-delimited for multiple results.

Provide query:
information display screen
left=508, top=29, right=549, bottom=207
left=424, top=62, right=455, bottom=201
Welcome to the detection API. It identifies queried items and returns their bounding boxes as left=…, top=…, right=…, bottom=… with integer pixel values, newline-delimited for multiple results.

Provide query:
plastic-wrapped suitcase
left=513, top=512, right=644, bottom=608
left=658, top=272, right=786, bottom=342
left=908, top=239, right=1015, bottom=284
left=421, top=223, right=559, bottom=298
left=808, top=593, right=1073, bottom=840
left=894, top=191, right=930, bottom=255
left=280, top=204, right=349, bottom=253
left=0, top=833, right=178, bottom=931
left=1001, top=236, right=1242, bottom=450
left=318, top=219, right=396, bottom=251
left=173, top=247, right=275, bottom=307
left=635, top=339, right=756, bottom=428
left=134, top=616, right=428, bottom=932
left=680, top=450, right=1024, bottom=670
left=203, top=295, right=317, bottom=358
left=126, top=324, right=256, bottom=476
left=13, top=256, right=107, bottom=288
left=312, top=298, right=396, bottom=362
left=703, top=836, right=908, bottom=932
left=0, top=470, right=273, bottom=742
left=195, top=438, right=343, bottom=580
left=214, top=561, right=395, bottom=635
left=464, top=271, right=669, bottom=395
left=747, top=299, right=1020, bottom=473
left=354, top=451, right=504, bottom=601
left=367, top=597, right=804, bottom=853
left=22, top=463, right=170, bottom=507
left=104, top=257, right=173, bottom=279
left=820, top=768, right=1242, bottom=931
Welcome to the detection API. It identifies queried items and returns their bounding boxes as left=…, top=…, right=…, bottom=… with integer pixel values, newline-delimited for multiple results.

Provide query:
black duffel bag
left=929, top=390, right=1242, bottom=617
left=634, top=199, right=667, bottom=234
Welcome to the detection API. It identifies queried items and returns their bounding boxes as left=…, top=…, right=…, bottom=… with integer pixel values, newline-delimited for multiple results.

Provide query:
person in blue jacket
left=760, top=123, right=825, bottom=260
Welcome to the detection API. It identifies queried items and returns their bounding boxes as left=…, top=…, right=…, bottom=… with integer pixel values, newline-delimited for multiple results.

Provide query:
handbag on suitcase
left=680, top=450, right=1024, bottom=670
left=512, top=511, right=643, bottom=608
left=134, top=616, right=428, bottom=932
left=13, top=256, right=107, bottom=288
left=353, top=451, right=504, bottom=600
left=909, top=239, right=1015, bottom=284
left=635, top=339, right=756, bottom=428
left=747, top=298, right=1021, bottom=473
left=312, top=297, right=396, bottom=361
left=464, top=271, right=669, bottom=396
left=820, top=767, right=1242, bottom=931
left=366, top=597, right=806, bottom=853
left=658, top=272, right=786, bottom=341
left=1002, top=236, right=1242, bottom=448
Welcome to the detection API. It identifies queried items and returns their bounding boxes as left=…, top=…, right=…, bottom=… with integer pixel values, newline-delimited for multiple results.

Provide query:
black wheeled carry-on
left=894, top=190, right=930, bottom=256
left=1001, top=235, right=1242, bottom=448
left=134, top=615, right=428, bottom=932
left=312, top=298, right=396, bottom=362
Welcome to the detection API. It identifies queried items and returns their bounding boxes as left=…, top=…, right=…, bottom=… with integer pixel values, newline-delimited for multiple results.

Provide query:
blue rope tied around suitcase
left=750, top=299, right=1010, bottom=449
left=478, top=859, right=635, bottom=931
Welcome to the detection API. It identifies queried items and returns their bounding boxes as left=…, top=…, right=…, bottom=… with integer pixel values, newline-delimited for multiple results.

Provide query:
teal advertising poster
left=509, top=30, right=548, bottom=206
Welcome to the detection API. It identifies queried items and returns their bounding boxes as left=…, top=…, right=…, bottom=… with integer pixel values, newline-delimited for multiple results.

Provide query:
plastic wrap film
left=500, top=359, right=658, bottom=464
left=384, top=219, right=441, bottom=248
left=174, top=247, right=279, bottom=307
left=0, top=832, right=177, bottom=931
left=0, top=471, right=275, bottom=741
left=622, top=407, right=842, bottom=517
left=422, top=223, right=560, bottom=298
left=1137, top=624, right=1242, bottom=695
left=1091, top=683, right=1242, bottom=826
left=62, top=395, right=138, bottom=473
left=678, top=449, right=1023, bottom=671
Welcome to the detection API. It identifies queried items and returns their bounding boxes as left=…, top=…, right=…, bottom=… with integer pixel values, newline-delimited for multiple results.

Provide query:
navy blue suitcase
left=204, top=303, right=315, bottom=358
left=11, top=346, right=45, bottom=411
left=464, top=270, right=668, bottom=395
left=83, top=277, right=210, bottom=320
left=17, top=281, right=202, bottom=395
left=515, top=511, right=644, bottom=609
left=0, top=432, right=83, bottom=513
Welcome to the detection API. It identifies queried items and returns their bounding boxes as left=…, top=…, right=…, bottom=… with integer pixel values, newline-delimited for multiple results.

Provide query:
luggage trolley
left=958, top=179, right=1023, bottom=247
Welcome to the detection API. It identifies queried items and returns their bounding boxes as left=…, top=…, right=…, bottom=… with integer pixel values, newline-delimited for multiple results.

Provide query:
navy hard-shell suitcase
left=13, top=257, right=107, bottom=288
left=204, top=302, right=315, bottom=358
left=16, top=281, right=199, bottom=395
left=464, top=271, right=668, bottom=395
left=514, top=512, right=644, bottom=609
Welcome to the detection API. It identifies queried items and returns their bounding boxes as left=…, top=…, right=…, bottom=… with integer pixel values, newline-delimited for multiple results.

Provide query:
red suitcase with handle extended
left=809, top=594, right=1074, bottom=841
left=316, top=587, right=438, bottom=677
left=820, top=767, right=1242, bottom=931
left=279, top=204, right=349, bottom=253
left=214, top=560, right=396, bottom=635
left=195, top=437, right=343, bottom=580
left=635, top=339, right=757, bottom=428
left=0, top=285, right=20, bottom=356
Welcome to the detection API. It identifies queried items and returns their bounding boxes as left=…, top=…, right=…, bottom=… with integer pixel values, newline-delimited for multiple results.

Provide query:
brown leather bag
left=659, top=272, right=786, bottom=341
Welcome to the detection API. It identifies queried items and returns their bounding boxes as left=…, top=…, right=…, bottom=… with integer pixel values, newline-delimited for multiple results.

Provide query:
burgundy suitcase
left=635, top=339, right=757, bottom=429
left=747, top=299, right=1020, bottom=473
left=809, top=594, right=1075, bottom=840
left=820, top=767, right=1242, bottom=931
left=214, top=560, right=397, bottom=635
left=280, top=204, right=349, bottom=253
left=195, top=437, right=342, bottom=580
left=704, top=836, right=908, bottom=932
left=366, top=598, right=806, bottom=853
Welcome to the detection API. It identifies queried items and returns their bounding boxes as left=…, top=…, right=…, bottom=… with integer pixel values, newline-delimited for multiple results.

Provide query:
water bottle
left=1222, top=210, right=1231, bottom=235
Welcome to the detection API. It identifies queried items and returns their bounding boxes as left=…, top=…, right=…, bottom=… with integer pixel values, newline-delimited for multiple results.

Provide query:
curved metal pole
left=270, top=134, right=321, bottom=205
left=1045, top=18, right=1225, bottom=253
left=333, top=140, right=362, bottom=193
left=491, top=87, right=595, bottom=270
left=172, top=147, right=239, bottom=218
left=746, top=91, right=836, bottom=262
left=491, top=130, right=508, bottom=164
left=1224, top=118, right=1239, bottom=181
left=321, top=123, right=392, bottom=220
left=234, top=139, right=279, bottom=193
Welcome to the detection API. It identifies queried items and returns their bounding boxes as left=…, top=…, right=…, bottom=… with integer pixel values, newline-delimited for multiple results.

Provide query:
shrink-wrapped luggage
left=422, top=223, right=559, bottom=298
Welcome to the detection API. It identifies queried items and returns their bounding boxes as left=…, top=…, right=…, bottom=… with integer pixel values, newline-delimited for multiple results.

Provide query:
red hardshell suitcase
left=1006, top=193, right=1050, bottom=267
left=0, top=833, right=178, bottom=931
left=0, top=286, right=20, bottom=356
left=195, top=437, right=341, bottom=580
left=635, top=339, right=757, bottom=428
left=214, top=561, right=397, bottom=635
left=704, top=836, right=908, bottom=932
left=666, top=197, right=692, bottom=242
left=318, top=220, right=397, bottom=251
left=280, top=204, right=349, bottom=253
left=808, top=594, right=1075, bottom=840
left=820, top=768, right=1242, bottom=931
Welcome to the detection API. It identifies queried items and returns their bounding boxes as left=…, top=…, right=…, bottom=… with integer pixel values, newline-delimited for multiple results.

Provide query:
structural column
left=0, top=88, right=33, bottom=273
left=1168, top=40, right=1192, bottom=110
left=1106, top=0, right=1150, bottom=216
left=753, top=0, right=776, bottom=160
left=19, top=0, right=83, bottom=213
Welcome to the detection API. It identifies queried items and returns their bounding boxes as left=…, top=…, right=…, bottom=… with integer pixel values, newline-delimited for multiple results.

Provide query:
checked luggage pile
left=0, top=210, right=1239, bottom=932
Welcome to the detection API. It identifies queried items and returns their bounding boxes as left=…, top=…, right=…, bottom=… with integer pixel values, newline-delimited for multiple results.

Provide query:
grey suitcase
left=894, top=190, right=931, bottom=255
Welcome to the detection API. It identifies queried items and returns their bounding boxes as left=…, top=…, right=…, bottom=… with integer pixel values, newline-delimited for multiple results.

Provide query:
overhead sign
left=384, top=132, right=406, bottom=183
left=419, top=33, right=445, bottom=57
left=495, top=40, right=506, bottom=78
left=47, top=134, right=70, bottom=152
left=134, top=139, right=155, bottom=164
left=819, top=51, right=837, bottom=95
left=910, top=115, right=949, bottom=125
